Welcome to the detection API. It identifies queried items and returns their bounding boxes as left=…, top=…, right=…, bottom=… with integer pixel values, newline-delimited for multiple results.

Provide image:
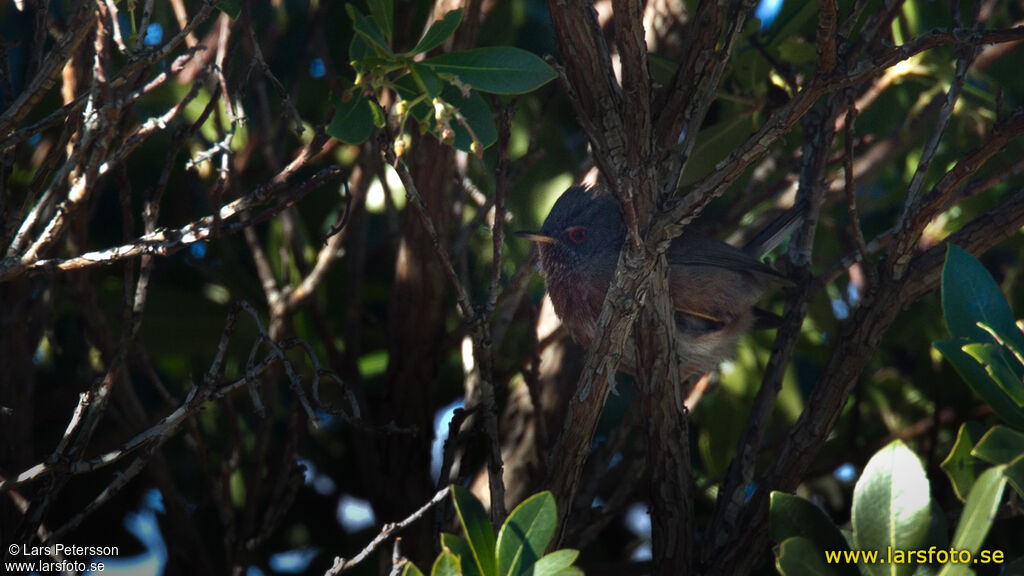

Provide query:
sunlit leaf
left=940, top=422, right=987, bottom=501
left=942, top=245, right=1024, bottom=354
left=496, top=491, right=557, bottom=576
left=852, top=440, right=932, bottom=576
left=452, top=485, right=497, bottom=576
left=972, top=425, right=1024, bottom=465
left=938, top=465, right=1007, bottom=576
left=934, top=339, right=1024, bottom=431
left=769, top=492, right=859, bottom=576
left=774, top=537, right=841, bottom=576
left=523, top=549, right=580, bottom=576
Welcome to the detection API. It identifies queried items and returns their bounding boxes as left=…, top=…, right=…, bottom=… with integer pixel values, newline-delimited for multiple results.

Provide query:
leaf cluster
left=329, top=1, right=556, bottom=154
left=771, top=247, right=1024, bottom=576
left=400, top=487, right=581, bottom=576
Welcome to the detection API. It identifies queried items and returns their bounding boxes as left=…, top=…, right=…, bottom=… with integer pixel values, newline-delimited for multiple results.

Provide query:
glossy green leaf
left=522, top=549, right=579, bottom=576
left=940, top=422, right=987, bottom=501
left=962, top=343, right=1024, bottom=406
left=433, top=550, right=463, bottom=576
left=402, top=561, right=426, bottom=576
left=941, top=245, right=1024, bottom=354
left=328, top=92, right=375, bottom=144
left=938, top=465, right=1007, bottom=576
left=217, top=0, right=241, bottom=20
left=441, top=533, right=481, bottom=576
left=423, top=47, right=556, bottom=94
left=770, top=492, right=859, bottom=576
left=972, top=425, right=1024, bottom=465
left=852, top=440, right=932, bottom=576
left=497, top=491, right=557, bottom=576
left=366, top=0, right=393, bottom=41
left=452, top=485, right=497, bottom=576
left=978, top=320, right=1024, bottom=369
left=346, top=4, right=393, bottom=56
left=409, top=9, right=464, bottom=55
left=1006, top=454, right=1024, bottom=499
left=774, top=537, right=841, bottom=576
left=934, top=339, right=1024, bottom=431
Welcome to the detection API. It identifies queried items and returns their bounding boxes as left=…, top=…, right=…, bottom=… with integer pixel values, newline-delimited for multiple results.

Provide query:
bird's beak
left=514, top=230, right=557, bottom=244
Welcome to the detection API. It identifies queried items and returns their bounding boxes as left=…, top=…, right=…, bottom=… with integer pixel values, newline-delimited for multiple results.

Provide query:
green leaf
left=962, top=343, right=1024, bottom=406
left=402, top=561, right=426, bottom=576
left=328, top=92, right=375, bottom=145
left=1006, top=454, right=1024, bottom=499
left=216, top=0, right=241, bottom=20
left=432, top=550, right=463, bottom=576
left=452, top=485, right=497, bottom=576
left=774, top=537, right=841, bottom=576
left=940, top=422, right=988, bottom=502
left=522, top=550, right=579, bottom=576
left=938, top=465, right=1007, bottom=576
left=972, top=425, right=1024, bottom=465
left=349, top=36, right=372, bottom=71
left=852, top=440, right=932, bottom=576
left=935, top=566, right=974, bottom=576
left=409, top=9, right=464, bottom=55
left=497, top=491, right=557, bottom=576
left=770, top=493, right=859, bottom=576
left=441, top=533, right=481, bottom=576
left=346, top=4, right=393, bottom=56
left=934, top=339, right=1024, bottom=431
left=978, top=320, right=1024, bottom=370
left=366, top=0, right=394, bottom=41
left=411, top=63, right=445, bottom=99
left=941, top=245, right=1024, bottom=354
left=423, top=47, right=556, bottom=94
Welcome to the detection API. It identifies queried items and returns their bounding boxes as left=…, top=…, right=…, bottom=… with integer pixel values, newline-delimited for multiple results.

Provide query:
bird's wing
left=668, top=234, right=787, bottom=282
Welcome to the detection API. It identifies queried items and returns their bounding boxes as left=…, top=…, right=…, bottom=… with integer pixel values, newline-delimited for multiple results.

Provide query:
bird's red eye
left=567, top=226, right=587, bottom=244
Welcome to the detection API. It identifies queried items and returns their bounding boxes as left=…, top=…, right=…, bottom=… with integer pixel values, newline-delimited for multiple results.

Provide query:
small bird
left=518, top=186, right=793, bottom=374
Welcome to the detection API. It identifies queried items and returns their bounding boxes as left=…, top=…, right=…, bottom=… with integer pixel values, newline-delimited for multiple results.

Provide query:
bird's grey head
left=536, top=186, right=625, bottom=276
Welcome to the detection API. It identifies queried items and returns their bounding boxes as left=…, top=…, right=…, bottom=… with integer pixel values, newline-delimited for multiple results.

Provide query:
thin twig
left=326, top=487, right=451, bottom=575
